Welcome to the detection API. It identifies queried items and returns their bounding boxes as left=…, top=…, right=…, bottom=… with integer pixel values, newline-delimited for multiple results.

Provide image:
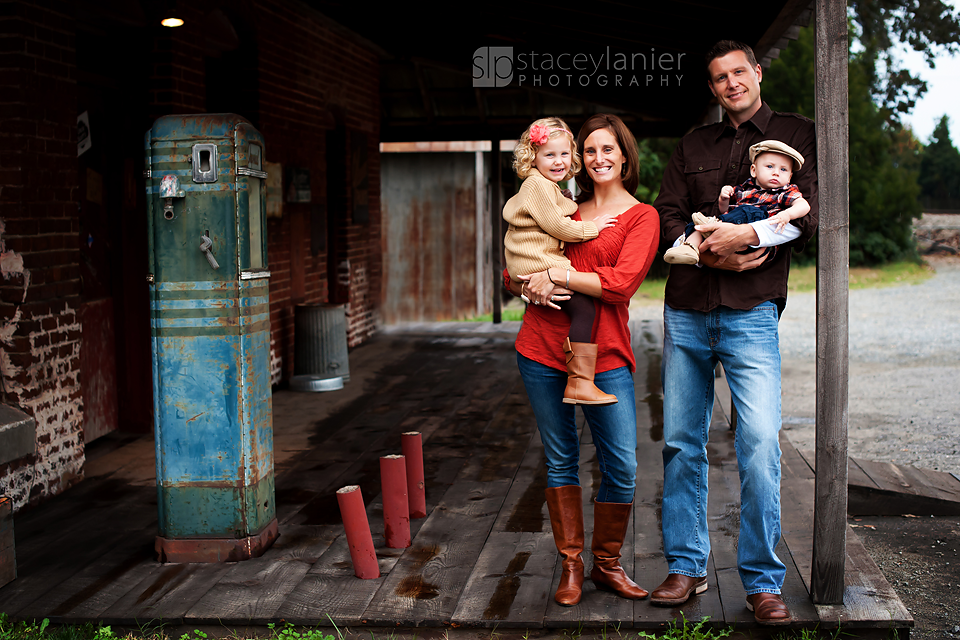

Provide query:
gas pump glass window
left=248, top=177, right=263, bottom=269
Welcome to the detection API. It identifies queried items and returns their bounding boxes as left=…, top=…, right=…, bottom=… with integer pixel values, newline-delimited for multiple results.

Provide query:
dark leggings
left=557, top=293, right=596, bottom=343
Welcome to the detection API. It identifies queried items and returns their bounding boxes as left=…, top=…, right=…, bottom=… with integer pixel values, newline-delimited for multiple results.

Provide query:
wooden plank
left=796, top=447, right=960, bottom=516
left=13, top=531, right=155, bottom=623
left=777, top=538, right=820, bottom=625
left=183, top=555, right=312, bottom=625
left=283, top=357, right=519, bottom=529
left=779, top=437, right=817, bottom=595
left=274, top=415, right=446, bottom=527
left=360, top=478, right=511, bottom=626
left=813, top=0, right=851, bottom=605
left=633, top=436, right=677, bottom=626
left=489, top=430, right=548, bottom=535
left=98, top=562, right=233, bottom=625
left=449, top=532, right=555, bottom=627
left=272, top=528, right=387, bottom=626
left=0, top=488, right=157, bottom=618
left=784, top=439, right=912, bottom=629
left=856, top=459, right=959, bottom=501
left=814, top=527, right=913, bottom=629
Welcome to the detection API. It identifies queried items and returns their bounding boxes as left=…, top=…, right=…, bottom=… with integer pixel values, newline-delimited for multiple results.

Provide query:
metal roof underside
left=308, top=0, right=814, bottom=141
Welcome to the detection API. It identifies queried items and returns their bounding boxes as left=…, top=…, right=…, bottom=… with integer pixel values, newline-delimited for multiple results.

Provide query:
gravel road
left=778, top=255, right=960, bottom=475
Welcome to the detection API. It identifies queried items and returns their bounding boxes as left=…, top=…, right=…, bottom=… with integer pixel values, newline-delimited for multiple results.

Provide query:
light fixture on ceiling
left=161, top=16, right=184, bottom=27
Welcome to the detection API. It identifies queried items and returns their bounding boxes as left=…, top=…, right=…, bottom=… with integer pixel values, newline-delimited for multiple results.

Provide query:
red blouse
left=505, top=203, right=660, bottom=373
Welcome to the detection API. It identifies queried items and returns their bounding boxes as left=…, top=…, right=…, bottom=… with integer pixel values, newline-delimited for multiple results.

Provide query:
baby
left=664, top=139, right=811, bottom=265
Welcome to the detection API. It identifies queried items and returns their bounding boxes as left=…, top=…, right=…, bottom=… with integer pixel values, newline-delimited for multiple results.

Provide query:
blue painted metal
left=145, top=115, right=275, bottom=556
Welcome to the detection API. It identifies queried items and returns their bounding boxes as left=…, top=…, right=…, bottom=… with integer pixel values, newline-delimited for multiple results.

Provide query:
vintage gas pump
left=144, top=114, right=276, bottom=562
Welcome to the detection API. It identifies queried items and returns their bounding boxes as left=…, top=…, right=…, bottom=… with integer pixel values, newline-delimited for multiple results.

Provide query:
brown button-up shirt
left=654, top=102, right=818, bottom=313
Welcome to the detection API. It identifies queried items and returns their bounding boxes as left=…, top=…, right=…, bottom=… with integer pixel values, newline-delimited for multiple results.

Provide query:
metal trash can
left=290, top=304, right=350, bottom=392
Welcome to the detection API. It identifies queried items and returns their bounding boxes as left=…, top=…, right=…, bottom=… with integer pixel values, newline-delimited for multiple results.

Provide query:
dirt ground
left=853, top=515, right=960, bottom=639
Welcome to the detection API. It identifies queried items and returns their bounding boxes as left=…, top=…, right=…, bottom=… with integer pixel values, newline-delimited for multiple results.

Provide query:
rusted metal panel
left=146, top=115, right=275, bottom=560
left=382, top=152, right=485, bottom=323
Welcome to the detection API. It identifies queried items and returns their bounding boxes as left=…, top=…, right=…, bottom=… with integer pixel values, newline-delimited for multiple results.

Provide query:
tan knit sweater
left=503, top=172, right=599, bottom=279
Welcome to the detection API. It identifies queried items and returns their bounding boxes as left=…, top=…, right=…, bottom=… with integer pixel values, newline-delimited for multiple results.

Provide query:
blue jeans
left=517, top=354, right=637, bottom=504
left=660, top=302, right=785, bottom=594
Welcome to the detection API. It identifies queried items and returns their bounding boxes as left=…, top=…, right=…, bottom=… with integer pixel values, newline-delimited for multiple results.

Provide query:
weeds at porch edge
left=634, top=615, right=732, bottom=640
left=0, top=615, right=338, bottom=640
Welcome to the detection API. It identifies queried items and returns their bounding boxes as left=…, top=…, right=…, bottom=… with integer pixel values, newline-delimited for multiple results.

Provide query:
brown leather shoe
left=589, top=501, right=648, bottom=599
left=746, top=593, right=791, bottom=625
left=545, top=486, right=585, bottom=606
left=650, top=573, right=708, bottom=605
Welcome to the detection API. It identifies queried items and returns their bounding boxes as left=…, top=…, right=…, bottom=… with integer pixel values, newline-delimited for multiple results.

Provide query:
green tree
left=764, top=22, right=923, bottom=265
left=918, top=115, right=960, bottom=210
left=849, top=0, right=960, bottom=122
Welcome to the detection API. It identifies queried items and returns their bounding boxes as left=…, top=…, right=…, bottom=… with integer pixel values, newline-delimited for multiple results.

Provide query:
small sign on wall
left=265, top=161, right=283, bottom=218
left=286, top=167, right=311, bottom=203
left=77, top=111, right=91, bottom=157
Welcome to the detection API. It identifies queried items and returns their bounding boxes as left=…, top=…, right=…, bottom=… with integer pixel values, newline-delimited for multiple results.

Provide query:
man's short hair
left=705, top=40, right=759, bottom=78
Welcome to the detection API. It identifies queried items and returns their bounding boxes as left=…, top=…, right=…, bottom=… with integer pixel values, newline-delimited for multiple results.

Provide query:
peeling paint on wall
left=0, top=220, right=84, bottom=512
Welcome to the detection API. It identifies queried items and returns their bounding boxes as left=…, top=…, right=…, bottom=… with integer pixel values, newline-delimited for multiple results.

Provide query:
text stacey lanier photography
left=473, top=46, right=687, bottom=89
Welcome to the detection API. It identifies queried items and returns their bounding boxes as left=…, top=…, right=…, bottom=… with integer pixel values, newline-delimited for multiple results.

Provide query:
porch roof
left=306, top=0, right=814, bottom=140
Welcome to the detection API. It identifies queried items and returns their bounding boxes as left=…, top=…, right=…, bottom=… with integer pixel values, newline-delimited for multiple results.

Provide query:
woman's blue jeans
left=660, top=302, right=785, bottom=595
left=517, top=354, right=637, bottom=504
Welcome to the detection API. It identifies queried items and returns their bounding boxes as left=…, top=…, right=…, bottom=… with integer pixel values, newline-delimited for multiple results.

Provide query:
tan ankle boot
left=590, top=500, right=649, bottom=599
left=545, top=485, right=585, bottom=606
left=562, top=338, right=618, bottom=405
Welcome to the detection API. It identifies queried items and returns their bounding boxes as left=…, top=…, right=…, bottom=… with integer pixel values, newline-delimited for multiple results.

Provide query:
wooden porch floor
left=0, top=320, right=912, bottom=636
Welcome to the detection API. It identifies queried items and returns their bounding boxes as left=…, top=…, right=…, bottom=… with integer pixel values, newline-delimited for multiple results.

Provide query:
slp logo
left=473, top=47, right=514, bottom=87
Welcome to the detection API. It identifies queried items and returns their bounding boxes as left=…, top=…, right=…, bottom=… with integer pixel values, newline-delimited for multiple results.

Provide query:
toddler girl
left=503, top=117, right=618, bottom=405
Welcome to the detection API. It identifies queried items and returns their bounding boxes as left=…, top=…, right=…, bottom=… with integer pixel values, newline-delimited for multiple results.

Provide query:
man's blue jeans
left=660, top=302, right=785, bottom=595
left=517, top=354, right=637, bottom=504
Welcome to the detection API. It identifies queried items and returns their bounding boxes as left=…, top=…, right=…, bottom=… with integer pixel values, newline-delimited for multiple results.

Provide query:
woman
left=505, top=114, right=660, bottom=605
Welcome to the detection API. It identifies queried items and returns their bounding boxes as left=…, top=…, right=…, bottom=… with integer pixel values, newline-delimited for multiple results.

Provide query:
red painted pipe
left=336, top=485, right=380, bottom=579
left=401, top=431, right=426, bottom=518
left=380, top=454, right=411, bottom=548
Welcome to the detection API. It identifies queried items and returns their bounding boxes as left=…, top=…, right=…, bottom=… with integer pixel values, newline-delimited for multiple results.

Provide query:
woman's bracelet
left=565, top=269, right=570, bottom=289
left=547, top=268, right=558, bottom=286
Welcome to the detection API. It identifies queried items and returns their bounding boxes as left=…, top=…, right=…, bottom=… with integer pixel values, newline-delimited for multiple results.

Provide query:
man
left=651, top=40, right=818, bottom=625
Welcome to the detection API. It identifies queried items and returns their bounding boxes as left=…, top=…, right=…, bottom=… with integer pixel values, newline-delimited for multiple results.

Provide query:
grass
left=0, top=613, right=862, bottom=640
left=0, top=616, right=338, bottom=640
left=786, top=260, right=933, bottom=293
left=460, top=260, right=936, bottom=320
left=633, top=259, right=934, bottom=305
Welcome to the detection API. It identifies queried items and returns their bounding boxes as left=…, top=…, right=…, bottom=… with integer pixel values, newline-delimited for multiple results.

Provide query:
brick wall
left=255, top=0, right=381, bottom=377
left=0, top=0, right=83, bottom=510
left=138, top=0, right=383, bottom=381
left=0, top=0, right=384, bottom=513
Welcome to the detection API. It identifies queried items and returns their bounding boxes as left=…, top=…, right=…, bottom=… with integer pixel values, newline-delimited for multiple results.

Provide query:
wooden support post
left=380, top=454, right=411, bottom=549
left=812, top=0, right=850, bottom=605
left=336, top=485, right=380, bottom=579
left=490, top=139, right=503, bottom=323
left=401, top=431, right=426, bottom=518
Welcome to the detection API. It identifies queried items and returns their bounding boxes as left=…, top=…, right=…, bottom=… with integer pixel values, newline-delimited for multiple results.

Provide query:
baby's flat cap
left=749, top=140, right=804, bottom=170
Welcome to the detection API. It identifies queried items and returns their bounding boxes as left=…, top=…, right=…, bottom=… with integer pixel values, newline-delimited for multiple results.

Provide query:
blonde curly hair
left=512, top=117, right=581, bottom=181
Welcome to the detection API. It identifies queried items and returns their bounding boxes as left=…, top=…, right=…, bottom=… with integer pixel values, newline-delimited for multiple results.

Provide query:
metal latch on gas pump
left=159, top=174, right=185, bottom=220
left=200, top=232, right=219, bottom=270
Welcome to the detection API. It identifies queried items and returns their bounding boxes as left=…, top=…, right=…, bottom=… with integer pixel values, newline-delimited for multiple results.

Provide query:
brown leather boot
left=590, top=500, right=648, bottom=599
left=545, top=485, right=585, bottom=606
left=562, top=338, right=618, bottom=406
